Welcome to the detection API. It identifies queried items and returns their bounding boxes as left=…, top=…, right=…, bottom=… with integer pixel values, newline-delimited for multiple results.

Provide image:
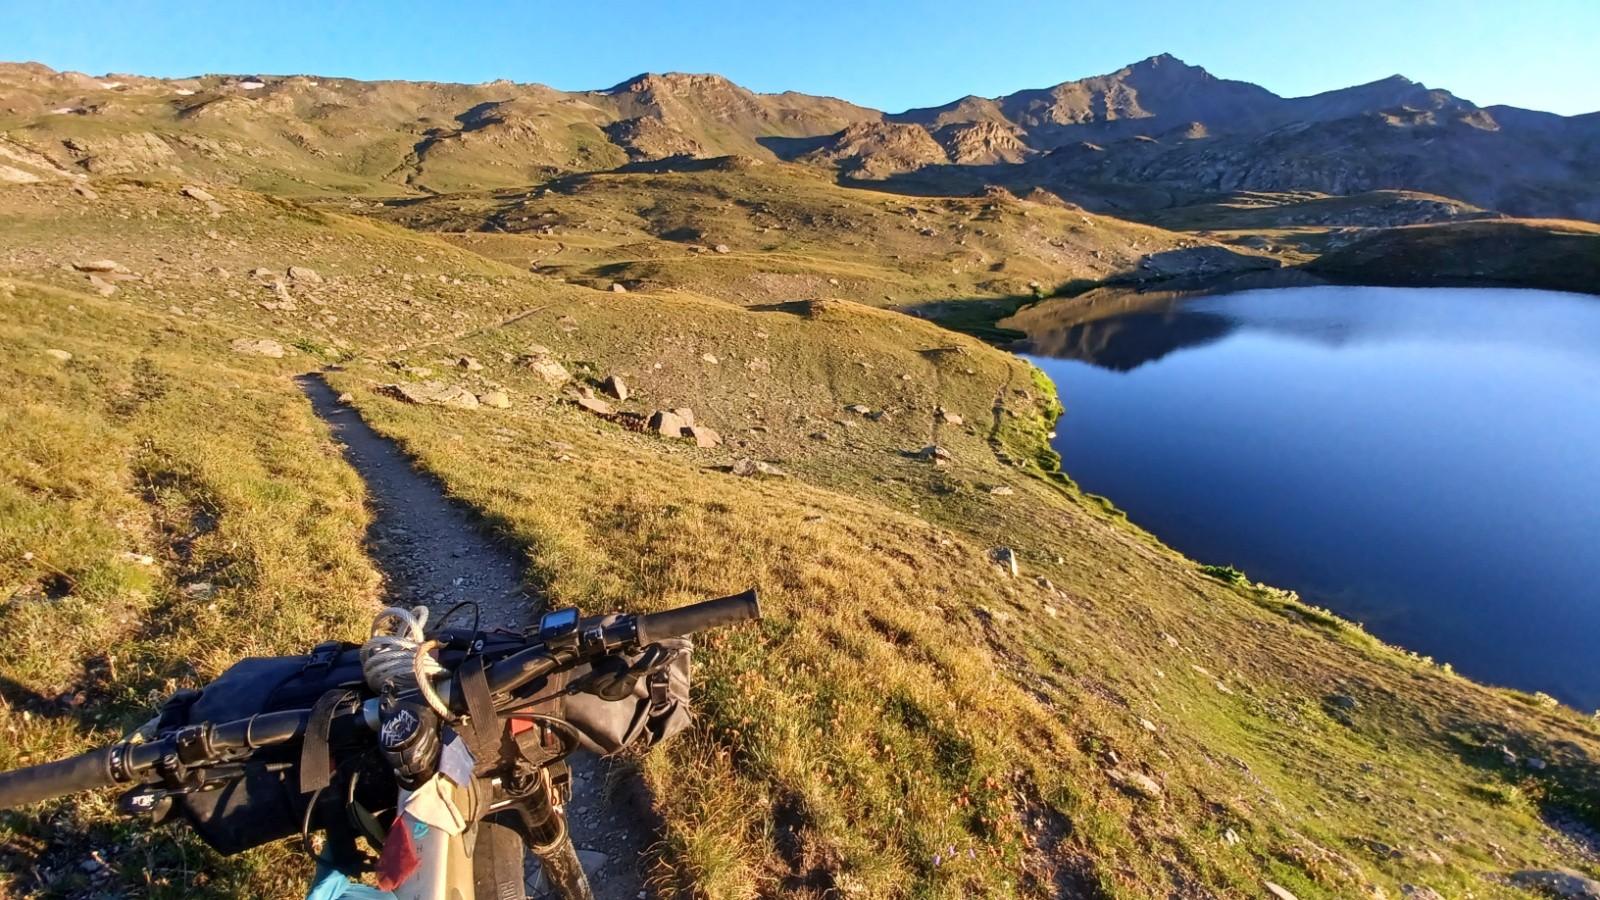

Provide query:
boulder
left=990, top=546, right=1019, bottom=577
left=713, top=244, right=731, bottom=254
left=229, top=338, right=285, bottom=358
left=478, top=391, right=512, bottom=409
left=516, top=352, right=572, bottom=386
left=731, top=458, right=786, bottom=478
left=648, top=410, right=688, bottom=437
left=577, top=396, right=614, bottom=417
left=686, top=425, right=722, bottom=448
left=601, top=375, right=629, bottom=401
left=387, top=381, right=479, bottom=410
left=1510, top=869, right=1600, bottom=899
left=671, top=407, right=696, bottom=427
left=73, top=259, right=128, bottom=274
left=287, top=266, right=322, bottom=283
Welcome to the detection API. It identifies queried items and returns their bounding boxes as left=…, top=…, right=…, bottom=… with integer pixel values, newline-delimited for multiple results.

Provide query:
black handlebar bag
left=155, top=641, right=385, bottom=859
left=147, top=632, right=695, bottom=861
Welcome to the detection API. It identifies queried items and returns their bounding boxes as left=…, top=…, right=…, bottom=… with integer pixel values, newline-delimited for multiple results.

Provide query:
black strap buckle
left=303, top=640, right=344, bottom=674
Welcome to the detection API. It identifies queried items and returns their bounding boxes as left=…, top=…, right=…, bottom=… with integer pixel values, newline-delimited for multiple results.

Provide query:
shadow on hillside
left=755, top=134, right=834, bottom=160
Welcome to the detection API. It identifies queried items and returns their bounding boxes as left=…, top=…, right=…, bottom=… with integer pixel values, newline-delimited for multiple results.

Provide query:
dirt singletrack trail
left=297, top=374, right=655, bottom=900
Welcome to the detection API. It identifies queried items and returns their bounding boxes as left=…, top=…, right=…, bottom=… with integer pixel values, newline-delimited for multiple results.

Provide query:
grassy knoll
left=1309, top=218, right=1600, bottom=295
left=352, top=162, right=1277, bottom=309
left=0, top=180, right=1598, bottom=900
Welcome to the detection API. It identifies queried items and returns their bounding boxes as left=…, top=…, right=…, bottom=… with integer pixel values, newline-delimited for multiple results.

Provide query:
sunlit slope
left=0, top=180, right=1596, bottom=898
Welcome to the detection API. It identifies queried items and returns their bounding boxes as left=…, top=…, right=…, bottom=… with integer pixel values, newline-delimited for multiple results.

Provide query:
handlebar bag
left=160, top=641, right=383, bottom=859
left=560, top=638, right=694, bottom=755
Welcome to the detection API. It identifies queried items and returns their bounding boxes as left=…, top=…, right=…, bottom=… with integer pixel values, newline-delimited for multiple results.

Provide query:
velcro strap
left=299, top=688, right=355, bottom=794
left=456, top=653, right=499, bottom=762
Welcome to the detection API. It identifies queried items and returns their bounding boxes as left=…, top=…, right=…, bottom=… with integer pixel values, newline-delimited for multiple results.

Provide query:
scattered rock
left=990, top=547, right=1019, bottom=577
left=250, top=267, right=275, bottom=278
left=384, top=381, right=480, bottom=410
left=1265, top=883, right=1299, bottom=900
left=73, top=259, right=128, bottom=274
left=648, top=410, right=689, bottom=437
left=1222, top=828, right=1241, bottom=846
left=601, top=374, right=629, bottom=401
left=1401, top=886, right=1446, bottom=900
left=180, top=185, right=216, bottom=203
left=516, top=351, right=572, bottom=386
left=713, top=244, right=731, bottom=254
left=1526, top=757, right=1548, bottom=771
left=478, top=391, right=511, bottom=409
left=43, top=348, right=73, bottom=362
left=575, top=850, right=609, bottom=875
left=1108, top=769, right=1163, bottom=800
left=746, top=357, right=771, bottom=373
left=917, top=444, right=951, bottom=463
left=988, top=485, right=1014, bottom=495
left=701, top=353, right=720, bottom=365
left=287, top=266, right=322, bottom=283
left=337, top=392, right=355, bottom=405
left=610, top=282, right=627, bottom=293
left=1328, top=694, right=1359, bottom=710
left=229, top=338, right=285, bottom=358
left=731, top=458, right=786, bottom=478
left=685, top=425, right=722, bottom=448
left=844, top=404, right=871, bottom=415
left=73, top=184, right=99, bottom=200
left=1509, top=870, right=1600, bottom=899
left=936, top=407, right=964, bottom=426
left=671, top=407, right=696, bottom=427
left=809, top=431, right=830, bottom=442
left=577, top=396, right=614, bottom=416
left=458, top=356, right=484, bottom=372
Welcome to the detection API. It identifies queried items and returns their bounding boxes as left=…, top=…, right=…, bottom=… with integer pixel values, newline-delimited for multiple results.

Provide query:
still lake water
left=1014, top=285, right=1600, bottom=710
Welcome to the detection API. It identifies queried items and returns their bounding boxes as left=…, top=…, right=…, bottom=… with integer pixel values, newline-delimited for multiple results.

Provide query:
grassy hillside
left=352, top=162, right=1278, bottom=315
left=2, top=179, right=1599, bottom=900
left=1308, top=218, right=1600, bottom=295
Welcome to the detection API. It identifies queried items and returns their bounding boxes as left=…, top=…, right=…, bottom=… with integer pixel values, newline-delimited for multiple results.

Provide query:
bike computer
left=538, top=607, right=579, bottom=642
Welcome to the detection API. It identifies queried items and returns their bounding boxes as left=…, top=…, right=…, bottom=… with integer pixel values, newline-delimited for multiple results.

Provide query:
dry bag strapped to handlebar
left=151, top=641, right=388, bottom=863
left=138, top=630, right=695, bottom=861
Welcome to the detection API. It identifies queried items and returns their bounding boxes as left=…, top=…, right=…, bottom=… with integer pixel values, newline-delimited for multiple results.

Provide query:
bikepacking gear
left=0, top=589, right=758, bottom=900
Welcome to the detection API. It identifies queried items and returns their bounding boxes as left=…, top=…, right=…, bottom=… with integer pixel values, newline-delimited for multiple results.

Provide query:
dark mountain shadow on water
left=1023, top=308, right=1238, bottom=371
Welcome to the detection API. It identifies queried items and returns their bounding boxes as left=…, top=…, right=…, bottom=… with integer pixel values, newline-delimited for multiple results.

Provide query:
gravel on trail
left=298, top=374, right=655, bottom=900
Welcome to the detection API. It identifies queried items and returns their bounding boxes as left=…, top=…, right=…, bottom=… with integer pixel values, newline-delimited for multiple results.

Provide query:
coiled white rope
left=361, top=605, right=451, bottom=718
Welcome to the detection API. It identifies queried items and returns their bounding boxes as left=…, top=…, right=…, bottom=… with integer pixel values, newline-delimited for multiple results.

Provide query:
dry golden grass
left=0, top=179, right=1597, bottom=900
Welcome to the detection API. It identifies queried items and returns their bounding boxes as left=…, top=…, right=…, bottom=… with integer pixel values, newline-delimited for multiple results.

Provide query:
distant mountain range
left=2, top=55, right=1597, bottom=220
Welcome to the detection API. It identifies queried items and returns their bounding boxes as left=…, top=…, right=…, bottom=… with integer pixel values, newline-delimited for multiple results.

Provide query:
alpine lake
left=1006, top=278, right=1600, bottom=711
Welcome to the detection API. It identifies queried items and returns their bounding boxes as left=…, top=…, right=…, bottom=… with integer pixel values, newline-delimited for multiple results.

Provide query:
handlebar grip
left=635, top=589, right=761, bottom=645
left=0, top=744, right=118, bottom=810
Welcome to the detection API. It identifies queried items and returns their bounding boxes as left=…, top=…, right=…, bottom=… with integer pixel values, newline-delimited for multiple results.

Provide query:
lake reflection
left=1010, top=285, right=1600, bottom=710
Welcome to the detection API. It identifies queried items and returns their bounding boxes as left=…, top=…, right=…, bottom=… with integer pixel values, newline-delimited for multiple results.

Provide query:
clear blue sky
left=4, top=0, right=1598, bottom=115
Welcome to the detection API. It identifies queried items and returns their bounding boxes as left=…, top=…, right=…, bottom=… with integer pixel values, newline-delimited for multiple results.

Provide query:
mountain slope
left=3, top=57, right=1598, bottom=223
left=3, top=178, right=1599, bottom=900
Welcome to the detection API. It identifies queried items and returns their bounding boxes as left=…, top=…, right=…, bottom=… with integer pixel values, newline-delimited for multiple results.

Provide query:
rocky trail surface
left=298, top=373, right=654, bottom=900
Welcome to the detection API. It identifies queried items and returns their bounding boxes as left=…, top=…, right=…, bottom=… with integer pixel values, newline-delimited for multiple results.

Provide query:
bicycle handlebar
left=0, top=745, right=116, bottom=809
left=0, top=590, right=761, bottom=810
left=635, top=589, right=761, bottom=645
